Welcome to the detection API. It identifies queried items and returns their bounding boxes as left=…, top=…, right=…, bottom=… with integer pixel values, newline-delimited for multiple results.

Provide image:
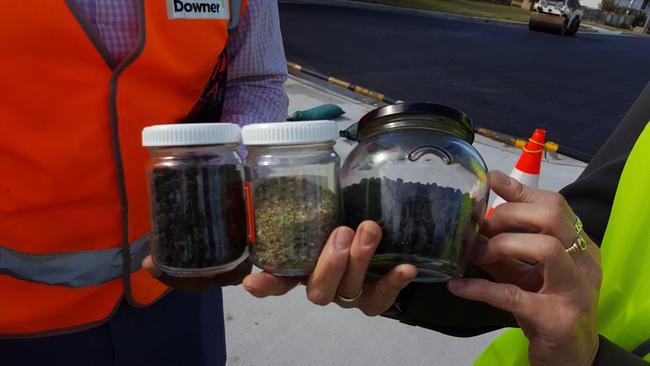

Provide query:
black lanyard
left=183, top=47, right=229, bottom=123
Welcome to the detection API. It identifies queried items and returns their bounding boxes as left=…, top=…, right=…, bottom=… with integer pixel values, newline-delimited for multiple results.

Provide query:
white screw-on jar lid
left=142, top=123, right=241, bottom=147
left=241, top=121, right=339, bottom=146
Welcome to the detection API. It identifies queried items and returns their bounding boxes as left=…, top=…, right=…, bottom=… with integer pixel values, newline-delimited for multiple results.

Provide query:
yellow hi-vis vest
left=474, top=122, right=650, bottom=365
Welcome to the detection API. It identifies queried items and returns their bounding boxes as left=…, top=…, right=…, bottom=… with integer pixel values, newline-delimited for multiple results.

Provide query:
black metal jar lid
left=353, top=102, right=475, bottom=144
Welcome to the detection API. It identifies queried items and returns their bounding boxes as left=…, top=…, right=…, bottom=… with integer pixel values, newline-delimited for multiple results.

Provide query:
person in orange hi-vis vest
left=0, top=1, right=288, bottom=365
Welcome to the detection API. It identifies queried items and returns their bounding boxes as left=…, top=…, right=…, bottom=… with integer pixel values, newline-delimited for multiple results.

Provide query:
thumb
left=359, top=264, right=416, bottom=316
left=142, top=255, right=162, bottom=278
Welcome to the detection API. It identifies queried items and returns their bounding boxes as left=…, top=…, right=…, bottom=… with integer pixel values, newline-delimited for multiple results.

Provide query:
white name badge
left=167, top=0, right=229, bottom=20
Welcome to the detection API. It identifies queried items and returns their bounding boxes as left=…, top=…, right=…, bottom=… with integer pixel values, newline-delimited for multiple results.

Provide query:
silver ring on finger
left=336, top=289, right=363, bottom=303
left=566, top=216, right=588, bottom=255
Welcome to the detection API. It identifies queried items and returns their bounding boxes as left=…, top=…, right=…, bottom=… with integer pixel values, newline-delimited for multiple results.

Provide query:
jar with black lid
left=142, top=123, right=248, bottom=277
left=340, top=103, right=489, bottom=282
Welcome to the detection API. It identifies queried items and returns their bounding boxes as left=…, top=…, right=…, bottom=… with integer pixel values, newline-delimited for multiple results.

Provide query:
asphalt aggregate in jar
left=151, top=164, right=247, bottom=270
left=250, top=176, right=339, bottom=274
left=343, top=177, right=481, bottom=271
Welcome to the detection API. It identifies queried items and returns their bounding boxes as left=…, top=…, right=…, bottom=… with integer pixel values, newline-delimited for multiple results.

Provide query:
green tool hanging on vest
left=287, top=104, right=345, bottom=121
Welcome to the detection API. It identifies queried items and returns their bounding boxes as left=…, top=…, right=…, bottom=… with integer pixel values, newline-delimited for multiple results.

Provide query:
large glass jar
left=340, top=103, right=489, bottom=282
left=242, top=121, right=341, bottom=276
left=142, top=123, right=248, bottom=277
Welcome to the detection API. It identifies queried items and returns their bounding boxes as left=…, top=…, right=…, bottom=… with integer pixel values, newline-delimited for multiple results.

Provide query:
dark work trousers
left=0, top=288, right=226, bottom=366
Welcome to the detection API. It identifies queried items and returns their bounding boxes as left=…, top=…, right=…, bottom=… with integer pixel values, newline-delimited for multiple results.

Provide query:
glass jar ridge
left=340, top=103, right=489, bottom=282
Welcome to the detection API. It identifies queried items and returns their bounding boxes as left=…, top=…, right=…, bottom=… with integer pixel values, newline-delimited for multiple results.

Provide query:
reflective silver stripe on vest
left=228, top=0, right=242, bottom=31
left=0, top=235, right=150, bottom=288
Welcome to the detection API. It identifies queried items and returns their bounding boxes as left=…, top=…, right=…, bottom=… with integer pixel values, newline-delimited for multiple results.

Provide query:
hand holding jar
left=243, top=221, right=417, bottom=316
left=448, top=171, right=602, bottom=366
left=244, top=103, right=489, bottom=313
left=241, top=120, right=417, bottom=314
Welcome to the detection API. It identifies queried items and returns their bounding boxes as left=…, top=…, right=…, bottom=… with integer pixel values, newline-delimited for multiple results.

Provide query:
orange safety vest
left=0, top=0, right=245, bottom=337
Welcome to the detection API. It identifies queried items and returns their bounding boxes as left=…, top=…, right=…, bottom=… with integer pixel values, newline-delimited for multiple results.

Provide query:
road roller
left=529, top=0, right=583, bottom=36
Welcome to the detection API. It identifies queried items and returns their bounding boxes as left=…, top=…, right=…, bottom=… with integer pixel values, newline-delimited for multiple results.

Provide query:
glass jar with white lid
left=142, top=123, right=248, bottom=277
left=242, top=120, right=341, bottom=276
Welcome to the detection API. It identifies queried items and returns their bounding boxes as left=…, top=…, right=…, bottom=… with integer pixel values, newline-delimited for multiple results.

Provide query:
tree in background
left=631, top=10, right=647, bottom=27
left=599, top=0, right=618, bottom=12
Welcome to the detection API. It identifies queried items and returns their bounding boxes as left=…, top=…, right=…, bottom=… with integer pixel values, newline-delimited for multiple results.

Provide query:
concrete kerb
left=287, top=69, right=387, bottom=108
left=287, top=74, right=587, bottom=171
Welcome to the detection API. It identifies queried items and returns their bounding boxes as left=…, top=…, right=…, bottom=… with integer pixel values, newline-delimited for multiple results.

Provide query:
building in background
left=615, top=0, right=649, bottom=10
left=615, top=0, right=650, bottom=33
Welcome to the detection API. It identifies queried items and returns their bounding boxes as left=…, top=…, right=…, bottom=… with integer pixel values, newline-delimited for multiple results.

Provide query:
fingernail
left=399, top=267, right=417, bottom=282
left=448, top=278, right=467, bottom=290
left=334, top=228, right=352, bottom=251
left=143, top=257, right=162, bottom=278
left=242, top=283, right=253, bottom=293
left=361, top=226, right=380, bottom=249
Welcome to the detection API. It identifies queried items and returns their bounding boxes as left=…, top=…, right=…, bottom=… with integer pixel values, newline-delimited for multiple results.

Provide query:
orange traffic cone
left=486, top=128, right=546, bottom=218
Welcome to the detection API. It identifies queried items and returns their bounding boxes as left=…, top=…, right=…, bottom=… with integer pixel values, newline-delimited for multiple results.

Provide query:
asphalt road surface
left=279, top=2, right=650, bottom=160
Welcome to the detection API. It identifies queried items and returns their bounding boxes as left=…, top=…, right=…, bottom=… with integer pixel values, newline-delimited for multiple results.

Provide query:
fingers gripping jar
left=142, top=123, right=248, bottom=277
left=242, top=121, right=341, bottom=276
left=340, top=103, right=489, bottom=282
